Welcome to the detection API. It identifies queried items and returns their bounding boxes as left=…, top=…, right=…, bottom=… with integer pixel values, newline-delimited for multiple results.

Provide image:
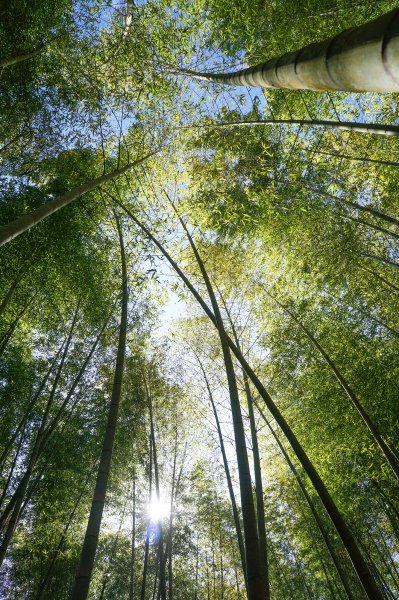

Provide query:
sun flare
left=147, top=498, right=170, bottom=523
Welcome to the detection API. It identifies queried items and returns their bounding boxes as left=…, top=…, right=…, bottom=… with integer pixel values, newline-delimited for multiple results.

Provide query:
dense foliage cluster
left=1, top=1, right=399, bottom=598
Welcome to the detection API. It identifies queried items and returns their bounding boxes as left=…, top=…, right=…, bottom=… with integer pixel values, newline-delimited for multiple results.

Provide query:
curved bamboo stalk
left=185, top=119, right=399, bottom=137
left=113, top=195, right=383, bottom=599
left=70, top=215, right=128, bottom=600
left=219, top=298, right=269, bottom=596
left=0, top=315, right=104, bottom=566
left=177, top=216, right=266, bottom=599
left=254, top=400, right=355, bottom=600
left=0, top=149, right=159, bottom=248
left=264, top=289, right=399, bottom=480
left=0, top=42, right=47, bottom=68
left=34, top=467, right=94, bottom=600
left=315, top=150, right=399, bottom=168
left=182, top=9, right=399, bottom=93
left=196, top=356, right=248, bottom=590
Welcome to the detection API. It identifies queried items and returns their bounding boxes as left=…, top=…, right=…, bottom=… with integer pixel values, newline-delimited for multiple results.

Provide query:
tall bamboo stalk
left=0, top=307, right=79, bottom=563
left=129, top=466, right=136, bottom=600
left=219, top=298, right=269, bottom=597
left=184, top=119, right=399, bottom=137
left=254, top=400, right=355, bottom=600
left=145, top=374, right=167, bottom=600
left=114, top=197, right=383, bottom=599
left=178, top=217, right=265, bottom=599
left=196, top=356, right=248, bottom=590
left=265, top=288, right=399, bottom=481
left=182, top=9, right=399, bottom=93
left=141, top=436, right=153, bottom=600
left=0, top=150, right=159, bottom=247
left=70, top=215, right=128, bottom=600
left=0, top=341, right=64, bottom=468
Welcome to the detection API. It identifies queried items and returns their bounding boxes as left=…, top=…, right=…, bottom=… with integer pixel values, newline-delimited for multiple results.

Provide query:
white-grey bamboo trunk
left=185, top=9, right=399, bottom=93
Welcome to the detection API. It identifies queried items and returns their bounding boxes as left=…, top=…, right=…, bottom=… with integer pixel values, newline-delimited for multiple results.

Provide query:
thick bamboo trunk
left=0, top=150, right=158, bottom=247
left=114, top=197, right=383, bottom=600
left=187, top=119, right=399, bottom=137
left=70, top=216, right=128, bottom=600
left=183, top=9, right=399, bottom=93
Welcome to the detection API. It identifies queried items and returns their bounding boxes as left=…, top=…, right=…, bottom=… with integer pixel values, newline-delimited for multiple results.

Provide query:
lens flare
left=147, top=498, right=170, bottom=523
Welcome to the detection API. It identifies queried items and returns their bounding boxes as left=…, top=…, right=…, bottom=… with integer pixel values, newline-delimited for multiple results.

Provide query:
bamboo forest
left=2, top=1, right=399, bottom=599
